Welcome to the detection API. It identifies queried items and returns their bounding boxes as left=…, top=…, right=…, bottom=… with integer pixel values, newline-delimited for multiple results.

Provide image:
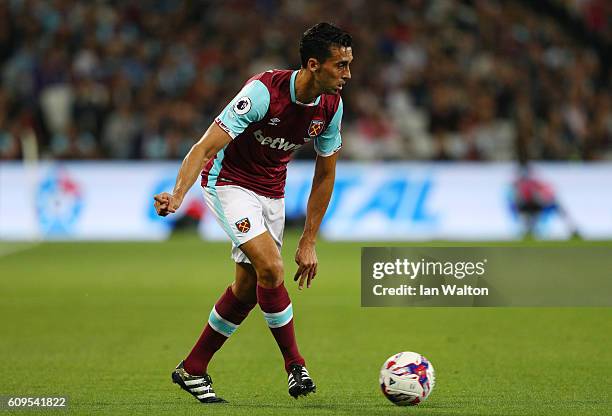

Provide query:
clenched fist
left=153, top=192, right=181, bottom=217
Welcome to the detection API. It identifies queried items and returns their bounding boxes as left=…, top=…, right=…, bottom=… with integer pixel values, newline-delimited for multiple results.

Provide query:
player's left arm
left=294, top=152, right=338, bottom=290
left=294, top=99, right=343, bottom=290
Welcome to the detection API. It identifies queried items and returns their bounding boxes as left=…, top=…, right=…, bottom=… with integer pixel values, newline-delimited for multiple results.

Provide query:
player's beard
left=329, top=83, right=342, bottom=94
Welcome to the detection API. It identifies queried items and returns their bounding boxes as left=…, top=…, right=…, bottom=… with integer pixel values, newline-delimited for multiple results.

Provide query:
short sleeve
left=215, top=80, right=270, bottom=139
left=314, top=98, right=343, bottom=157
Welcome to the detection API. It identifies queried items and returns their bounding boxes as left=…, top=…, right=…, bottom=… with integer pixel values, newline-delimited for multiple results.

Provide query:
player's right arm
left=153, top=123, right=231, bottom=217
left=154, top=78, right=270, bottom=217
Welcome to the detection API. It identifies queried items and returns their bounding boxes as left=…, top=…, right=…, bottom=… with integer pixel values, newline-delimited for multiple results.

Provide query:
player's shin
left=184, top=286, right=255, bottom=375
left=257, top=282, right=305, bottom=371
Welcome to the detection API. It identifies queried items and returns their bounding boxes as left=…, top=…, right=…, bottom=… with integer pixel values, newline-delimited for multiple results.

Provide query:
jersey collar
left=290, top=70, right=321, bottom=106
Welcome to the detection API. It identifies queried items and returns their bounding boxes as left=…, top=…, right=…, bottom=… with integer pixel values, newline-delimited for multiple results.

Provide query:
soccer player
left=153, top=22, right=352, bottom=403
left=510, top=163, right=580, bottom=238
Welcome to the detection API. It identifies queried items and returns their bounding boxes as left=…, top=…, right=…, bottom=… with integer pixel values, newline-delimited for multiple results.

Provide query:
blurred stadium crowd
left=0, top=0, right=610, bottom=161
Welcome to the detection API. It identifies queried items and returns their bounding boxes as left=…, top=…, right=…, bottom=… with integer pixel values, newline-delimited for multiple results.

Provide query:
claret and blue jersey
left=201, top=69, right=343, bottom=198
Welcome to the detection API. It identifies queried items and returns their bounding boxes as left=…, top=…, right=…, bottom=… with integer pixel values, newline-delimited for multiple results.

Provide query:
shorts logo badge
left=308, top=119, right=325, bottom=137
left=235, top=217, right=251, bottom=233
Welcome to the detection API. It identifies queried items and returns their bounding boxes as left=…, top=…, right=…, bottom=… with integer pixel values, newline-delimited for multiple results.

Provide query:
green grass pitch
left=0, top=233, right=610, bottom=415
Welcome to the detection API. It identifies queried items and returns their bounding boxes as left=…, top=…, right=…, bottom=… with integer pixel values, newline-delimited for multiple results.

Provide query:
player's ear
left=307, top=57, right=320, bottom=73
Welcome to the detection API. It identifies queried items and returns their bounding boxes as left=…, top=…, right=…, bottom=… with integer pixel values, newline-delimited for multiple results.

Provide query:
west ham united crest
left=235, top=217, right=251, bottom=233
left=308, top=119, right=325, bottom=137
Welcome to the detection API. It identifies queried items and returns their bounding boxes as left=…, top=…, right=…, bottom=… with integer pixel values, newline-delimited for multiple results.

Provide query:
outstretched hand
left=153, top=192, right=181, bottom=217
left=294, top=239, right=318, bottom=290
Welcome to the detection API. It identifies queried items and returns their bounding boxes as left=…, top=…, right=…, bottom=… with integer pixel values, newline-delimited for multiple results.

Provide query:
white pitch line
left=0, top=243, right=40, bottom=259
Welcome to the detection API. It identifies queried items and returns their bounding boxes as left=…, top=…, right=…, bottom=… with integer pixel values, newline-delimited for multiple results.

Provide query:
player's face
left=317, top=46, right=353, bottom=94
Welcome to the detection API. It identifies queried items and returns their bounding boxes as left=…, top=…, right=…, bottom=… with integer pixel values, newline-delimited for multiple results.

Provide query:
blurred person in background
left=0, top=90, right=20, bottom=159
left=49, top=123, right=99, bottom=159
left=510, top=163, right=580, bottom=238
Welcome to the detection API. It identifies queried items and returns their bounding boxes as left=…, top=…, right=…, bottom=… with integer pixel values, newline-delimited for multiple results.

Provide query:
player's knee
left=256, top=259, right=284, bottom=287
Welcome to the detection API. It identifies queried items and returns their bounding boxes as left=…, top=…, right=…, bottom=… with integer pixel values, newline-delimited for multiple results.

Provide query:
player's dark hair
left=300, top=22, right=352, bottom=68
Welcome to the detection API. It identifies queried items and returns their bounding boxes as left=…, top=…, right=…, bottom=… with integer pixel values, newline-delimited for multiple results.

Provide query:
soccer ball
left=379, top=351, right=435, bottom=406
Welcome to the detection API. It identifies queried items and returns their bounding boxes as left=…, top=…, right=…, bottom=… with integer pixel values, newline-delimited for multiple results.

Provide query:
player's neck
left=294, top=69, right=320, bottom=104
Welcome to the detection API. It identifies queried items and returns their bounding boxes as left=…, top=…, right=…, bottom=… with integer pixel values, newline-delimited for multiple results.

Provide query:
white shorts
left=203, top=185, right=285, bottom=263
